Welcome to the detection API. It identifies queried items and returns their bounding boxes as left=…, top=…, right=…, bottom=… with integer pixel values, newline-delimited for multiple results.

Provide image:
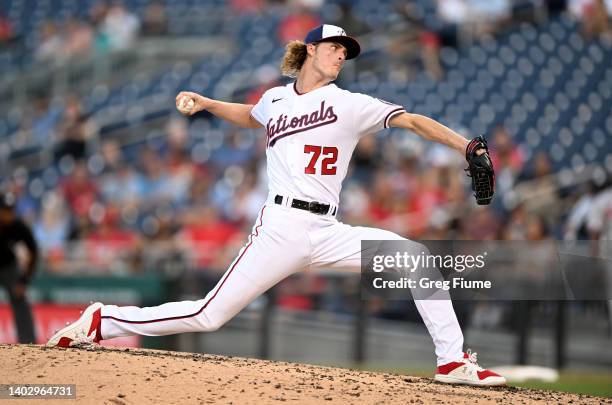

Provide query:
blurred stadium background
left=0, top=0, right=611, bottom=393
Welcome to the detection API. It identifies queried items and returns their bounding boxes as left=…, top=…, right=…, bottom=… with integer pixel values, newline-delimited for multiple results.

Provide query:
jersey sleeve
left=250, top=90, right=270, bottom=126
left=352, top=93, right=405, bottom=137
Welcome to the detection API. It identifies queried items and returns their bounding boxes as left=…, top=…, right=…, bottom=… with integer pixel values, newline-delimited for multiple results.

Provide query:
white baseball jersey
left=98, top=81, right=465, bottom=367
left=250, top=82, right=405, bottom=205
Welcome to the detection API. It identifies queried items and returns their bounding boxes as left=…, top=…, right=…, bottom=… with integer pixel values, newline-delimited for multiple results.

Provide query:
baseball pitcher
left=48, top=24, right=501, bottom=386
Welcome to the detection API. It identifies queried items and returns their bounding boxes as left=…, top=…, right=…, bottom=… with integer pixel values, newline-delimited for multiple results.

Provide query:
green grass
left=511, top=372, right=612, bottom=398
left=349, top=364, right=612, bottom=398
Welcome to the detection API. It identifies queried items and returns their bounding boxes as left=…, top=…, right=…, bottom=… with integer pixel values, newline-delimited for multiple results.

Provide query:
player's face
left=312, top=42, right=347, bottom=80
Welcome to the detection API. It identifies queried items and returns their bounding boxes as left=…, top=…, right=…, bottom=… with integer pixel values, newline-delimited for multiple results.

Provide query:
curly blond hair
left=280, top=40, right=308, bottom=78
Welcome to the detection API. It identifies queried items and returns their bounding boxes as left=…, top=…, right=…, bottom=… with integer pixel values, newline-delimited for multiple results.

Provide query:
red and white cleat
left=434, top=350, right=506, bottom=386
left=46, top=302, right=104, bottom=348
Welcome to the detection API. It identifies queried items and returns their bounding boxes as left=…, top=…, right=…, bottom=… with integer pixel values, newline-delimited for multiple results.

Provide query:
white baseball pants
left=100, top=202, right=464, bottom=365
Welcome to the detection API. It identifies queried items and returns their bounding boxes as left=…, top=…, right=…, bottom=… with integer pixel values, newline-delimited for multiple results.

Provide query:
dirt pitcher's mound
left=0, top=344, right=607, bottom=404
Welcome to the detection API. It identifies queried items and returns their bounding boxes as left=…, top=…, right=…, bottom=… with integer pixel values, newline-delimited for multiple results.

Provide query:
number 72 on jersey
left=304, top=145, right=338, bottom=175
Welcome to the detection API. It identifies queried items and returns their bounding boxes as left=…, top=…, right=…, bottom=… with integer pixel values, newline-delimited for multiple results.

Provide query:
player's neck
left=295, top=70, right=332, bottom=94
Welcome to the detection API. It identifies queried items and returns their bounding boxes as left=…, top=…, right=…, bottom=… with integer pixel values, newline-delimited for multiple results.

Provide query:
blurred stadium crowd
left=0, top=0, right=611, bottom=316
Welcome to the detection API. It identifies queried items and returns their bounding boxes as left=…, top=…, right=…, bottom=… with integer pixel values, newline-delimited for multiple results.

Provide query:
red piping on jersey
left=293, top=81, right=332, bottom=95
left=384, top=108, right=405, bottom=128
left=101, top=206, right=267, bottom=325
left=293, top=82, right=304, bottom=95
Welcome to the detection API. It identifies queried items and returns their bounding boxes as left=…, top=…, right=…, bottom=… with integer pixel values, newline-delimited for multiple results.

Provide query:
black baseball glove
left=465, top=136, right=495, bottom=205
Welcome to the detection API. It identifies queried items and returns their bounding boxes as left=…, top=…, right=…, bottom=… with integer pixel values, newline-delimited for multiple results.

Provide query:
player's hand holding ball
left=175, top=91, right=207, bottom=116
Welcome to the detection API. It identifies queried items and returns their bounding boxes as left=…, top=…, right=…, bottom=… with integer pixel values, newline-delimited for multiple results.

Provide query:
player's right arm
left=175, top=91, right=262, bottom=129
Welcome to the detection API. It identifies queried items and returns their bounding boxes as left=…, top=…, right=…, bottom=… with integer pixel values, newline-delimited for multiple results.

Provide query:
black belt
left=274, top=195, right=336, bottom=216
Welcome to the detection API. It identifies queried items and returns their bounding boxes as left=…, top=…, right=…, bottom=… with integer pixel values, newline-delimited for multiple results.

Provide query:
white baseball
left=178, top=96, right=195, bottom=114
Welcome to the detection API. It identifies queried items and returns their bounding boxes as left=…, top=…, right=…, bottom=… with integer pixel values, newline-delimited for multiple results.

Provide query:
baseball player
left=48, top=24, right=502, bottom=386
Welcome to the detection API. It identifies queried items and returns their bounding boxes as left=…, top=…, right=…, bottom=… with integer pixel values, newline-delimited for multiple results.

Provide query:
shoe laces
left=464, top=349, right=484, bottom=372
left=71, top=329, right=96, bottom=348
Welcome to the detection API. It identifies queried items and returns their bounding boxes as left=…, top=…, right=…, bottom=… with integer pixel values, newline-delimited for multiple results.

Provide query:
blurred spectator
left=490, top=126, right=524, bottom=174
left=437, top=0, right=468, bottom=46
left=138, top=146, right=181, bottom=206
left=54, top=96, right=98, bottom=161
left=60, top=160, right=99, bottom=219
left=223, top=169, right=266, bottom=224
left=178, top=206, right=240, bottom=270
left=350, top=135, right=380, bottom=183
left=277, top=5, right=321, bottom=43
left=501, top=203, right=529, bottom=239
left=488, top=126, right=524, bottom=200
left=0, top=12, right=16, bottom=45
left=515, top=152, right=559, bottom=223
left=276, top=276, right=316, bottom=311
left=524, top=214, right=550, bottom=241
left=141, top=213, right=186, bottom=275
left=209, top=131, right=256, bottom=169
left=33, top=191, right=69, bottom=268
left=99, top=139, right=123, bottom=173
left=34, top=21, right=64, bottom=63
left=63, top=18, right=93, bottom=59
left=587, top=183, right=612, bottom=241
left=244, top=65, right=281, bottom=105
left=230, top=0, right=266, bottom=15
left=31, top=95, right=63, bottom=146
left=100, top=159, right=145, bottom=207
left=437, top=0, right=511, bottom=41
left=332, top=3, right=370, bottom=36
left=470, top=0, right=512, bottom=36
left=438, top=0, right=470, bottom=25
left=564, top=182, right=598, bottom=240
left=166, top=156, right=195, bottom=208
left=406, top=169, right=447, bottom=237
left=142, top=1, right=168, bottom=36
left=187, top=166, right=215, bottom=206
left=84, top=204, right=141, bottom=274
left=89, top=2, right=112, bottom=54
left=570, top=0, right=612, bottom=38
left=583, top=0, right=611, bottom=38
left=367, top=170, right=399, bottom=224
left=461, top=206, right=501, bottom=239
left=103, top=1, right=141, bottom=50
left=4, top=177, right=37, bottom=225
left=420, top=30, right=444, bottom=80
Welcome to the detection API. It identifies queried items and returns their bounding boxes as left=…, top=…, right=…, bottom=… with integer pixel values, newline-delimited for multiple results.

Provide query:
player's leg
left=48, top=205, right=310, bottom=345
left=310, top=220, right=464, bottom=365
left=310, top=220, right=505, bottom=386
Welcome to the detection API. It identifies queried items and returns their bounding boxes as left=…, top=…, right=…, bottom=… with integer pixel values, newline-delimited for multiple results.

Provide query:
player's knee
left=198, top=313, right=228, bottom=332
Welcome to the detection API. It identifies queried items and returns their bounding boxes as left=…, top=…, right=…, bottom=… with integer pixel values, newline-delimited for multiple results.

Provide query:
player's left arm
left=388, top=112, right=468, bottom=155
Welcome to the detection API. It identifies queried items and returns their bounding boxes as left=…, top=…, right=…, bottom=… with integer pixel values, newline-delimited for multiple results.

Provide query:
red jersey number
left=304, top=145, right=338, bottom=175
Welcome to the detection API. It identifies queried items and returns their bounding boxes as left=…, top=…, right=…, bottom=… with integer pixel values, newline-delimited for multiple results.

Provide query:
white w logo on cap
left=322, top=24, right=346, bottom=38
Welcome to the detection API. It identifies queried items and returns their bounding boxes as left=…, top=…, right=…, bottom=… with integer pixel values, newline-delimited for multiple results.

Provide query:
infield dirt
left=1, top=344, right=609, bottom=404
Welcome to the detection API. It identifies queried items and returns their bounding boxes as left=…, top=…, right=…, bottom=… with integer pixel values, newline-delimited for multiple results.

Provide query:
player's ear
left=306, top=43, right=317, bottom=57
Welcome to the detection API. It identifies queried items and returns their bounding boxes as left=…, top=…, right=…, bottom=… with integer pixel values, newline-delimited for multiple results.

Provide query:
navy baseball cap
left=305, top=24, right=361, bottom=60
